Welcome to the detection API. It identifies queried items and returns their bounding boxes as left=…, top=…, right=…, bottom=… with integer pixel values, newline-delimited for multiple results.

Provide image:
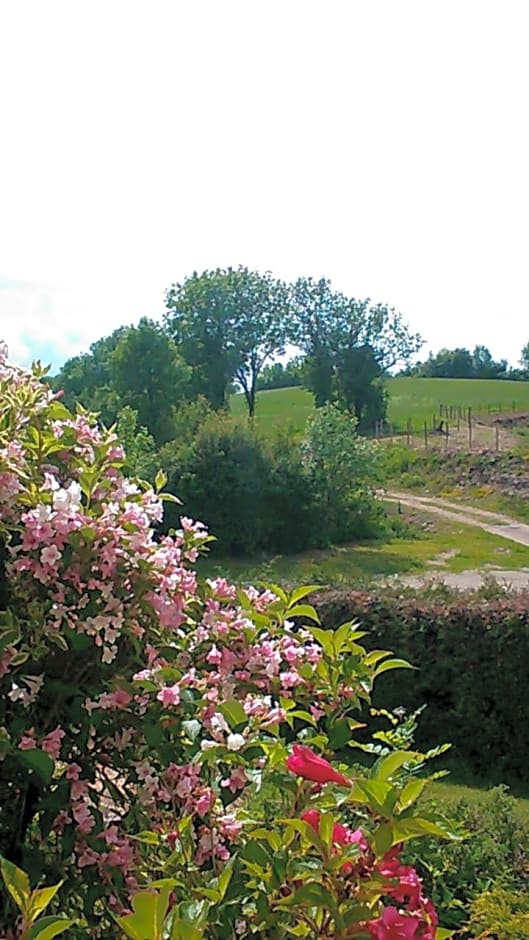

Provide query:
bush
left=162, top=407, right=383, bottom=556
left=315, top=586, right=529, bottom=780
left=0, top=346, right=451, bottom=937
left=409, top=786, right=529, bottom=931
left=468, top=886, right=529, bottom=939
left=301, top=403, right=383, bottom=543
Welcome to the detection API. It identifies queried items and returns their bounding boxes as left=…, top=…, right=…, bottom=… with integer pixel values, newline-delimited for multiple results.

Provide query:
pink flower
left=72, top=802, right=95, bottom=834
left=76, top=845, right=100, bottom=868
left=286, top=745, right=350, bottom=787
left=42, top=726, right=65, bottom=759
left=40, top=544, right=62, bottom=566
left=301, top=809, right=367, bottom=851
left=156, top=684, right=180, bottom=707
left=19, top=735, right=36, bottom=750
left=194, top=788, right=216, bottom=816
left=368, top=906, right=425, bottom=940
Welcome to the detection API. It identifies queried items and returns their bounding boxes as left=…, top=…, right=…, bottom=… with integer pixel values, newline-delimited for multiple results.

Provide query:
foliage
left=0, top=856, right=75, bottom=938
left=256, top=358, right=304, bottom=391
left=406, top=345, right=509, bottom=380
left=114, top=407, right=159, bottom=482
left=468, top=885, right=529, bottom=939
left=315, top=585, right=529, bottom=780
left=301, top=404, right=383, bottom=543
left=0, top=344, right=453, bottom=937
left=165, top=267, right=291, bottom=417
left=53, top=319, right=190, bottom=444
left=161, top=415, right=319, bottom=556
left=409, top=786, right=529, bottom=931
left=108, top=318, right=190, bottom=445
left=292, top=276, right=422, bottom=428
left=162, top=408, right=383, bottom=556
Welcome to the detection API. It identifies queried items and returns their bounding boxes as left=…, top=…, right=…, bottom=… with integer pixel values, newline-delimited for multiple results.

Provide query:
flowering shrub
left=0, top=345, right=454, bottom=938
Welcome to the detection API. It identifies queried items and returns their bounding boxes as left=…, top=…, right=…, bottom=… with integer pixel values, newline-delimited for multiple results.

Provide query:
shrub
left=162, top=407, right=384, bottom=556
left=0, top=345, right=452, bottom=937
left=315, top=586, right=529, bottom=780
left=301, top=403, right=383, bottom=543
left=409, top=786, right=529, bottom=931
left=468, top=885, right=529, bottom=939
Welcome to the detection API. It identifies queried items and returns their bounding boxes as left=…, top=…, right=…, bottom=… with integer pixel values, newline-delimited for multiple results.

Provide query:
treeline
left=54, top=267, right=422, bottom=435
left=402, top=343, right=529, bottom=380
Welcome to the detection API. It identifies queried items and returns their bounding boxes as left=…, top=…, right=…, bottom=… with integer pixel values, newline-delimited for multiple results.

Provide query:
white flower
left=210, top=712, right=230, bottom=735
left=200, top=739, right=218, bottom=751
left=53, top=480, right=82, bottom=512
left=226, top=734, right=246, bottom=751
left=40, top=545, right=62, bottom=566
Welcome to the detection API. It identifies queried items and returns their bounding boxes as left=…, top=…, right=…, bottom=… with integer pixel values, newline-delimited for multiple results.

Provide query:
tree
left=52, top=327, right=128, bottom=425
left=109, top=318, right=190, bottom=445
left=292, top=277, right=422, bottom=427
left=165, top=267, right=291, bottom=417
left=520, top=341, right=529, bottom=375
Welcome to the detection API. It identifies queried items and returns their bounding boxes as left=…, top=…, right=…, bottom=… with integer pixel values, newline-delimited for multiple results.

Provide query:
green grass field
left=230, top=377, right=529, bottom=436
left=198, top=505, right=529, bottom=588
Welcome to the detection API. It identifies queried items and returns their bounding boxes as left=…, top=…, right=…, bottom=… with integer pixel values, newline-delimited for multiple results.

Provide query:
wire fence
left=373, top=404, right=528, bottom=452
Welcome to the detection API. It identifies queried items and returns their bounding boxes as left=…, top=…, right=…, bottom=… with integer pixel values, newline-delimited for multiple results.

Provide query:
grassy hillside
left=230, top=377, right=529, bottom=435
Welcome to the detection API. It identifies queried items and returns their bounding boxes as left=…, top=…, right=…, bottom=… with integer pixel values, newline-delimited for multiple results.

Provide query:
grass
left=230, top=377, right=529, bottom=437
left=197, top=506, right=529, bottom=588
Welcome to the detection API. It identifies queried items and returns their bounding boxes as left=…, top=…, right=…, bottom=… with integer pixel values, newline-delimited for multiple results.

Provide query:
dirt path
left=383, top=490, right=529, bottom=590
left=385, top=490, right=529, bottom=547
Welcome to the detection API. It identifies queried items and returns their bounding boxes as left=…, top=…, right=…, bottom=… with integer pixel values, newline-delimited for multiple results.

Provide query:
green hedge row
left=315, top=588, right=529, bottom=781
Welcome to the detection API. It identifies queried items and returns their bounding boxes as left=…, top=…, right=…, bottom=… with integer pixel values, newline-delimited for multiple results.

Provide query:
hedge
left=314, top=588, right=529, bottom=781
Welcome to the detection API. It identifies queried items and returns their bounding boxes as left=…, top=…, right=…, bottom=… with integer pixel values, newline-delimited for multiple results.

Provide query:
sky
left=1, top=0, right=528, bottom=372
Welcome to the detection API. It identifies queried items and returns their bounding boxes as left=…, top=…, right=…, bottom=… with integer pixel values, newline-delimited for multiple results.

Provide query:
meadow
left=230, top=376, right=529, bottom=435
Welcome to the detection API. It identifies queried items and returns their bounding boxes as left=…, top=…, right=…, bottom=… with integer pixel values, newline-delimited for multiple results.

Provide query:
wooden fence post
left=424, top=420, right=428, bottom=449
left=407, top=418, right=412, bottom=446
left=468, top=407, right=472, bottom=450
left=495, top=423, right=500, bottom=452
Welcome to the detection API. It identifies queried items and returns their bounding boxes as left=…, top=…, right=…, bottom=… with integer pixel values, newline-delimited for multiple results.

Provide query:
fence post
left=495, top=423, right=500, bottom=452
left=444, top=420, right=449, bottom=448
left=424, top=420, right=428, bottom=449
left=407, top=417, right=412, bottom=446
left=468, top=407, right=473, bottom=450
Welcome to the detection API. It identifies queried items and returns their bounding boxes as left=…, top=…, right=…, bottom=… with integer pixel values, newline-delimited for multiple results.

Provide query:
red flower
left=301, top=808, right=350, bottom=845
left=286, top=745, right=350, bottom=786
left=367, top=906, right=425, bottom=940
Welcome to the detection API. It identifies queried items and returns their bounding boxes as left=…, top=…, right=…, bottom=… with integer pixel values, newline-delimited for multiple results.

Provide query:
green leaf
left=350, top=780, right=396, bottom=816
left=285, top=604, right=319, bottom=622
left=397, top=778, right=429, bottom=812
left=218, top=698, right=247, bottom=728
left=116, top=887, right=171, bottom=940
left=363, top=649, right=392, bottom=668
left=155, top=469, right=168, bottom=492
left=327, top=717, right=352, bottom=749
left=373, top=658, right=415, bottom=677
left=27, top=917, right=77, bottom=940
left=170, top=922, right=203, bottom=940
left=372, top=751, right=419, bottom=781
left=392, top=817, right=459, bottom=842
left=289, top=585, right=321, bottom=605
left=130, top=831, right=161, bottom=845
left=435, top=929, right=454, bottom=939
left=28, top=881, right=64, bottom=920
left=373, top=823, right=395, bottom=857
left=18, top=749, right=54, bottom=786
left=0, top=856, right=30, bottom=914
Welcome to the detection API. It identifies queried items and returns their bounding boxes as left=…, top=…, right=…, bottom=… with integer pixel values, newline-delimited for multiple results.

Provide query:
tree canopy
left=291, top=277, right=423, bottom=427
left=165, top=267, right=291, bottom=417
